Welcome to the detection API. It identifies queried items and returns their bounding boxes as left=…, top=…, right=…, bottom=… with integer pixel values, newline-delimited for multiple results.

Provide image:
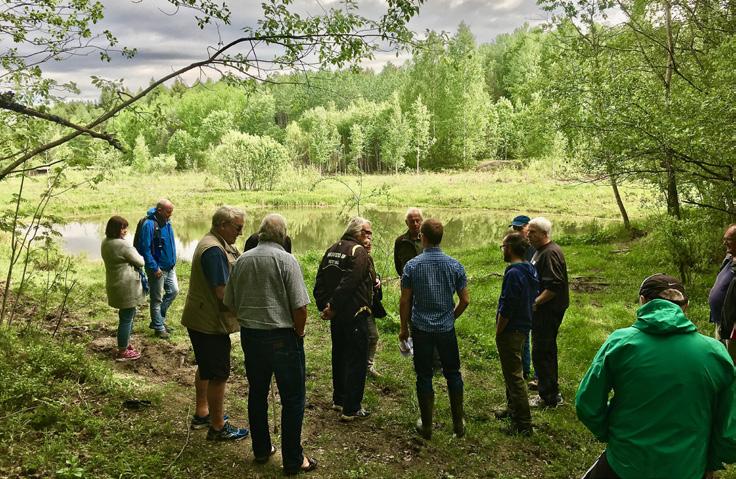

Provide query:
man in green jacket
left=577, top=274, right=736, bottom=479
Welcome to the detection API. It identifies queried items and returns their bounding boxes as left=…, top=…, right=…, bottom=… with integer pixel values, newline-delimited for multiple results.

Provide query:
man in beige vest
left=180, top=206, right=249, bottom=441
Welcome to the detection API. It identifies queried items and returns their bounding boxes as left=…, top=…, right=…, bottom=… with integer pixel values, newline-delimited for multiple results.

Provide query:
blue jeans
left=146, top=268, right=178, bottom=331
left=241, top=328, right=306, bottom=473
left=117, top=307, right=136, bottom=349
left=522, top=331, right=531, bottom=378
left=412, top=327, right=463, bottom=395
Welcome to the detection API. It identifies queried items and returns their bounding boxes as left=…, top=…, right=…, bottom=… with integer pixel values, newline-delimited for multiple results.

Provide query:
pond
left=56, top=206, right=613, bottom=265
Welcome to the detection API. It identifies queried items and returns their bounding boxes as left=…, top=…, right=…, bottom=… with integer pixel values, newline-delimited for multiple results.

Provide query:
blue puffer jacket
left=136, top=207, right=177, bottom=272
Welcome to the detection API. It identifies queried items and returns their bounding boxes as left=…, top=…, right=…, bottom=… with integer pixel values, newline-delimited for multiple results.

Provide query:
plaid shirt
left=401, top=247, right=467, bottom=333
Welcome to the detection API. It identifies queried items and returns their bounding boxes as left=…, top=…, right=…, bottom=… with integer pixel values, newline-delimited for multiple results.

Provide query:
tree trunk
left=610, top=175, right=631, bottom=230
left=663, top=1, right=681, bottom=219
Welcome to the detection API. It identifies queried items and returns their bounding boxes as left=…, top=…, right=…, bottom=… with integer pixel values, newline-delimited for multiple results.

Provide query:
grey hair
left=529, top=217, right=553, bottom=237
left=258, top=213, right=288, bottom=244
left=343, top=216, right=371, bottom=239
left=156, top=198, right=173, bottom=210
left=211, top=205, right=246, bottom=228
left=405, top=207, right=423, bottom=220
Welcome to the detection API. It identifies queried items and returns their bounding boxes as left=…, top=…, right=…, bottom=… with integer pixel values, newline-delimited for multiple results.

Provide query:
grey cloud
left=34, top=0, right=549, bottom=98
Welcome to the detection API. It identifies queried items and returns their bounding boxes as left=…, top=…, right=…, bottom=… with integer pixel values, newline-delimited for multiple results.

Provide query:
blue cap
left=510, top=215, right=530, bottom=227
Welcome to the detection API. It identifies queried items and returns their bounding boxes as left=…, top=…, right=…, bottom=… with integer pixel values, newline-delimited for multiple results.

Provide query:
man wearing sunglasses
left=181, top=206, right=249, bottom=441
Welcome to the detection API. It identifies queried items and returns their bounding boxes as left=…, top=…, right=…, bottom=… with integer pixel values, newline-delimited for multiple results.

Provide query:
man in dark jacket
left=393, top=207, right=423, bottom=277
left=527, top=216, right=568, bottom=408
left=494, top=232, right=539, bottom=435
left=577, top=274, right=736, bottom=479
left=136, top=198, right=178, bottom=339
left=314, top=217, right=374, bottom=421
left=710, top=224, right=736, bottom=362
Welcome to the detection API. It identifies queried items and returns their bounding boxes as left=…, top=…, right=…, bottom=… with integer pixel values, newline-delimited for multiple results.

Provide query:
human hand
left=320, top=304, right=335, bottom=321
left=703, top=471, right=715, bottom=479
left=155, top=269, right=163, bottom=278
left=399, top=328, right=409, bottom=342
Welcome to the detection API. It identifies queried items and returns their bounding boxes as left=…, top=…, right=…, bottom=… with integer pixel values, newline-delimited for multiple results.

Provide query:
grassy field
left=0, top=166, right=731, bottom=478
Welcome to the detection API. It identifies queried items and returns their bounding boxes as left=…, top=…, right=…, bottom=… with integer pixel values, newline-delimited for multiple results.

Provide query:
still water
left=58, top=207, right=609, bottom=262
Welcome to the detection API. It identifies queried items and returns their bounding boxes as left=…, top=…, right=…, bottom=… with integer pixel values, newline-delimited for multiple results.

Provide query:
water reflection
left=57, top=207, right=613, bottom=263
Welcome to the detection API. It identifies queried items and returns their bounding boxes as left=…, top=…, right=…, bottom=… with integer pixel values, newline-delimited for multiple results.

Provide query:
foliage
left=208, top=130, right=288, bottom=191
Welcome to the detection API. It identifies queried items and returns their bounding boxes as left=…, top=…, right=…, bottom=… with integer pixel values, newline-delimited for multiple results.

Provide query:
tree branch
left=0, top=92, right=124, bottom=151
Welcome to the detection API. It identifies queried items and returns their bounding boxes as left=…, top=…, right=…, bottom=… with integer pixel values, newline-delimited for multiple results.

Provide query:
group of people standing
left=101, top=200, right=736, bottom=478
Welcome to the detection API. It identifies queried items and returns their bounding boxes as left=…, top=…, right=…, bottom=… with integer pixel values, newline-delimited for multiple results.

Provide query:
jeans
left=117, top=307, right=136, bottom=349
left=496, top=329, right=531, bottom=429
left=522, top=331, right=531, bottom=378
left=330, top=314, right=369, bottom=414
left=366, top=316, right=379, bottom=368
left=532, top=307, right=565, bottom=404
left=412, top=327, right=463, bottom=395
left=241, top=328, right=306, bottom=473
left=147, top=268, right=178, bottom=331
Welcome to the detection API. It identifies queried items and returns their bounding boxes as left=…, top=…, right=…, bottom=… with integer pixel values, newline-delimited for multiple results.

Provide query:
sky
left=38, top=0, right=553, bottom=100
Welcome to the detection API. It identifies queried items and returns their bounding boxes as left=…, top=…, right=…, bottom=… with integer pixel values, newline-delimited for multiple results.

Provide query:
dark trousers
left=532, top=307, right=565, bottom=404
left=496, top=329, right=531, bottom=428
left=581, top=451, right=621, bottom=479
left=241, top=328, right=305, bottom=473
left=330, top=314, right=369, bottom=414
left=412, top=327, right=463, bottom=395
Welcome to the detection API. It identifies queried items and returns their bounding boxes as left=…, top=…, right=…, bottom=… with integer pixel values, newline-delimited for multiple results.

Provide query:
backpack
left=133, top=216, right=161, bottom=255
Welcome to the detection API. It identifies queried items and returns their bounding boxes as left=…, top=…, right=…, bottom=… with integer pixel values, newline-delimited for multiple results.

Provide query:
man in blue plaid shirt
left=399, top=219, right=470, bottom=440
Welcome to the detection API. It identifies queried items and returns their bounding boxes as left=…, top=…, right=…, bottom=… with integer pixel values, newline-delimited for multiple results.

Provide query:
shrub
left=207, top=130, right=288, bottom=191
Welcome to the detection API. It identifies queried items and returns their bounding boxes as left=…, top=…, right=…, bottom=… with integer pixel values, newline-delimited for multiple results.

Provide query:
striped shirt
left=401, top=247, right=467, bottom=333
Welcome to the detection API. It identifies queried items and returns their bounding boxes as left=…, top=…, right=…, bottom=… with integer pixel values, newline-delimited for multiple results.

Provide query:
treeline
left=41, top=23, right=557, bottom=182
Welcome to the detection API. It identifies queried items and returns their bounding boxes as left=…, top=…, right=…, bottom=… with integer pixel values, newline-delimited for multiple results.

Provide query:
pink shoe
left=116, top=347, right=141, bottom=362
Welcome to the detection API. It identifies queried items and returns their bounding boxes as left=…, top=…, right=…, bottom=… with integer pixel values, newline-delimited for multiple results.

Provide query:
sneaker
left=527, top=378, right=538, bottom=391
left=340, top=409, right=371, bottom=422
left=494, top=408, right=513, bottom=420
left=529, top=395, right=564, bottom=408
left=154, top=329, right=170, bottom=339
left=190, top=413, right=230, bottom=430
left=206, top=421, right=250, bottom=441
left=116, top=348, right=141, bottom=362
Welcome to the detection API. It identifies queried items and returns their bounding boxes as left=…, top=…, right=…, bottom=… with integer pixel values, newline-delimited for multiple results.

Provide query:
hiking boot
left=116, top=347, right=141, bottom=362
left=190, top=413, right=229, bottom=430
left=340, top=409, right=371, bottom=422
left=330, top=403, right=342, bottom=412
left=527, top=378, right=538, bottom=391
left=494, top=408, right=513, bottom=420
left=206, top=421, right=249, bottom=441
left=154, top=329, right=170, bottom=339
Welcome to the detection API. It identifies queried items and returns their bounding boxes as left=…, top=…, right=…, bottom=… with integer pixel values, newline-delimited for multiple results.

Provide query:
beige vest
left=181, top=232, right=240, bottom=334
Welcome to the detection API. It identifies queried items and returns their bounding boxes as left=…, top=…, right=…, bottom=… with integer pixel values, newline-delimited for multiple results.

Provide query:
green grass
left=0, top=167, right=732, bottom=478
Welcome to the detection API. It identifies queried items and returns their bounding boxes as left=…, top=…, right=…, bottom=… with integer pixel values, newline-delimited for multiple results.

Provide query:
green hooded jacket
left=576, top=299, right=736, bottom=478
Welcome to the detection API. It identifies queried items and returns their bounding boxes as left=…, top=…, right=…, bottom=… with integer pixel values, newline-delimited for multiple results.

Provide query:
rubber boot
left=415, top=392, right=434, bottom=440
left=449, top=389, right=465, bottom=438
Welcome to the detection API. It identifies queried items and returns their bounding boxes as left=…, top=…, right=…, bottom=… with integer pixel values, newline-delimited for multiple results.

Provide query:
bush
left=650, top=212, right=723, bottom=284
left=207, top=130, right=288, bottom=191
